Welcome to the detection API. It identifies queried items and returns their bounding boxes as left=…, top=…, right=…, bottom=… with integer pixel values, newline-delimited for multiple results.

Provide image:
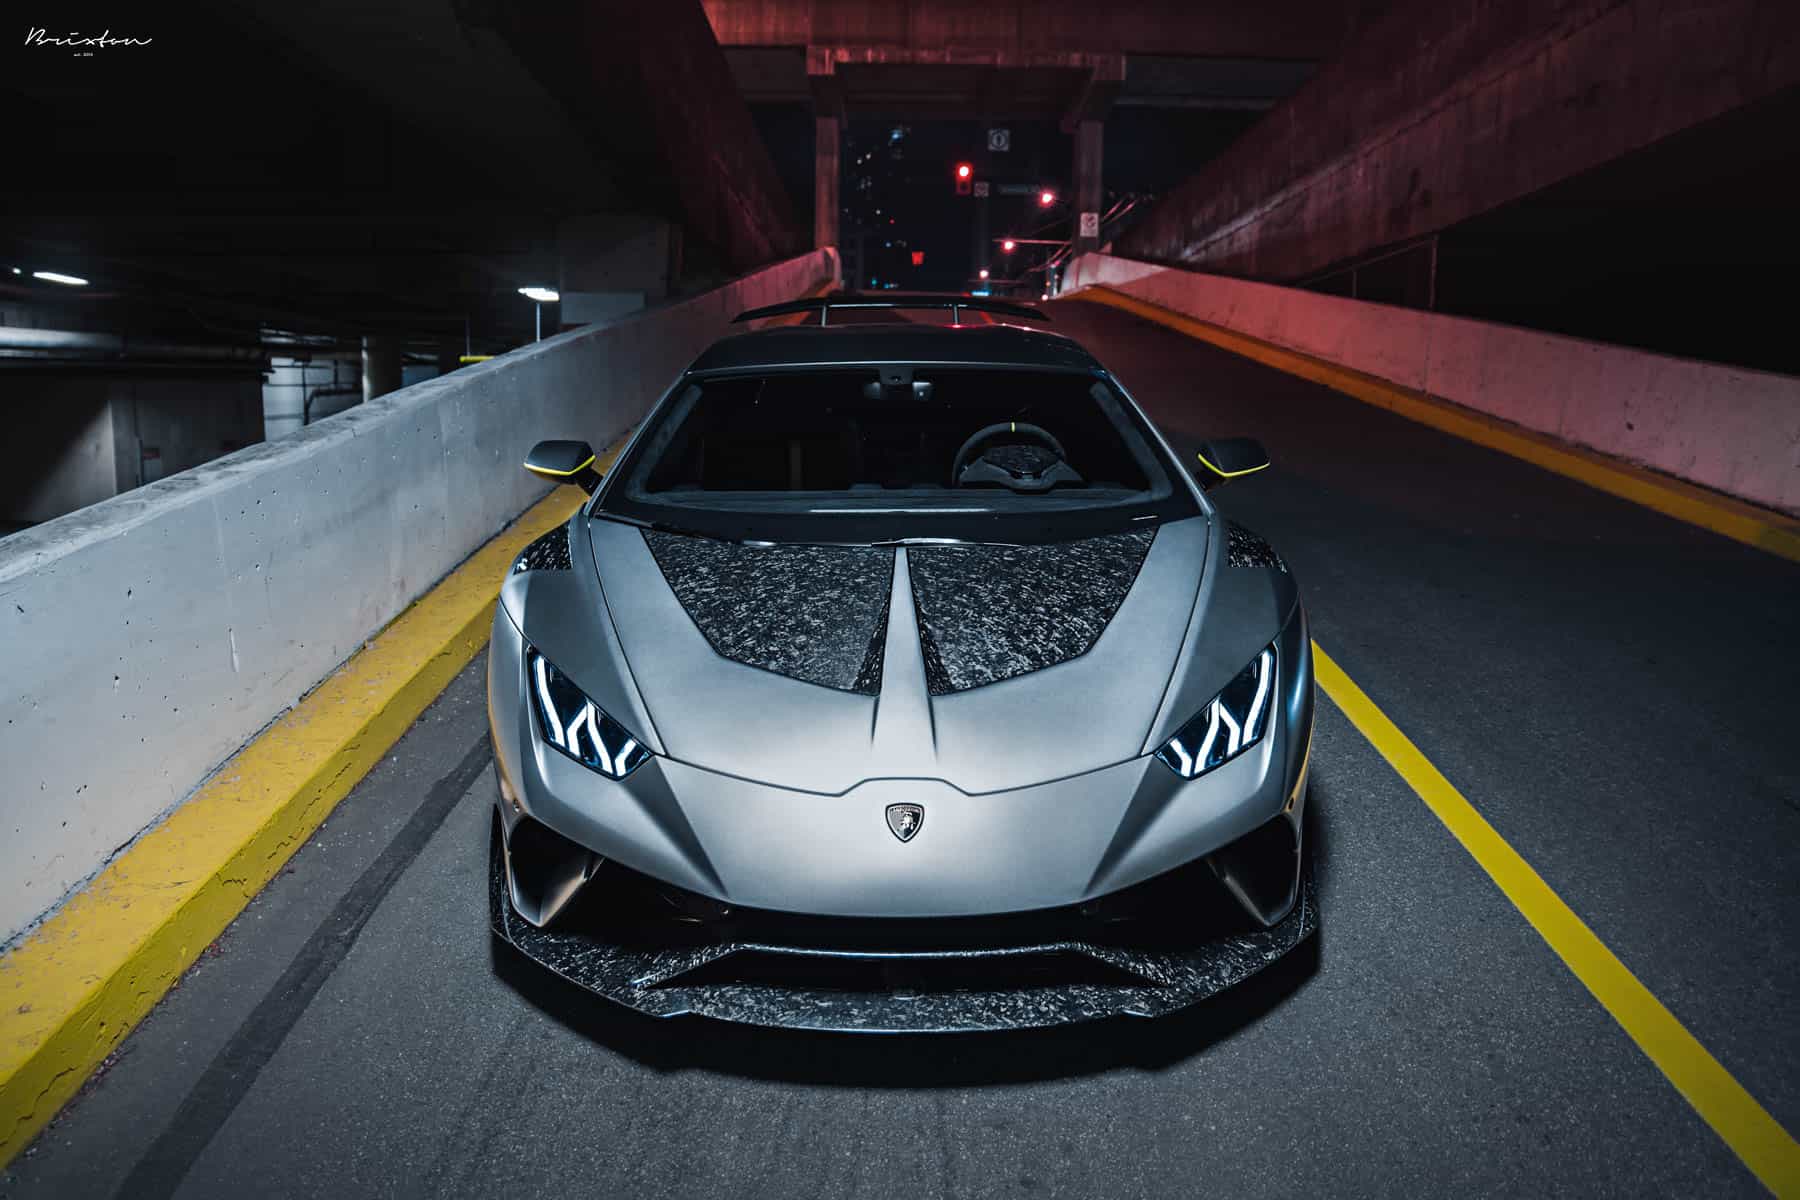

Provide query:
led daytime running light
left=1156, top=647, right=1276, bottom=779
left=526, top=648, right=650, bottom=780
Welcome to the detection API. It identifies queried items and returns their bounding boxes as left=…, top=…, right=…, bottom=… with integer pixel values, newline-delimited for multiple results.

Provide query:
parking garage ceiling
left=3, top=0, right=786, bottom=349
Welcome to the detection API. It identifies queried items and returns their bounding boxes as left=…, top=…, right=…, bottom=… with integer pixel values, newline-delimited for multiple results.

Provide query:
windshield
left=595, top=367, right=1198, bottom=544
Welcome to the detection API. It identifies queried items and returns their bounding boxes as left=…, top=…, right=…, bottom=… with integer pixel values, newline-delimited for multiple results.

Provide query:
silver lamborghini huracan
left=487, top=295, right=1315, bottom=1032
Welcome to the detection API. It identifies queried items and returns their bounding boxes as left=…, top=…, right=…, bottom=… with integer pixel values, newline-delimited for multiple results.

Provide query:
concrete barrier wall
left=0, top=248, right=838, bottom=944
left=1064, top=253, right=1800, bottom=515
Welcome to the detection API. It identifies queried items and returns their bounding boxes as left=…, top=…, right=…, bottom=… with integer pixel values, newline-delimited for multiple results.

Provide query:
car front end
left=487, top=317, right=1315, bottom=1032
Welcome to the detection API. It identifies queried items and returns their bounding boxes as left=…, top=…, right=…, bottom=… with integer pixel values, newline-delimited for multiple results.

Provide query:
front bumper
left=489, top=815, right=1316, bottom=1033
left=488, top=601, right=1314, bottom=921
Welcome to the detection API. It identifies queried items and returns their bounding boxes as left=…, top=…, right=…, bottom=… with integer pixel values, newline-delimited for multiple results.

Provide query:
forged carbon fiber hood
left=582, top=517, right=1209, bottom=795
left=908, top=532, right=1154, bottom=694
left=641, top=533, right=893, bottom=695
left=639, top=529, right=1156, bottom=699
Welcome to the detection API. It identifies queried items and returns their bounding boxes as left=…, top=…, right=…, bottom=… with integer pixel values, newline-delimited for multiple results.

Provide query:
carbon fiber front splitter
left=489, top=828, right=1317, bottom=1034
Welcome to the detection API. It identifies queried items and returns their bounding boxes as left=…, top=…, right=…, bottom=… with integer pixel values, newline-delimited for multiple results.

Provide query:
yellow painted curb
left=1071, top=286, right=1800, bottom=564
left=0, top=442, right=625, bottom=1166
left=0, top=270, right=835, bottom=1163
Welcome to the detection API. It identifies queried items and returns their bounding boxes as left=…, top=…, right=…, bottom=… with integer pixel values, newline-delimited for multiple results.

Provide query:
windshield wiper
left=866, top=536, right=1023, bottom=547
left=592, top=511, right=725, bottom=542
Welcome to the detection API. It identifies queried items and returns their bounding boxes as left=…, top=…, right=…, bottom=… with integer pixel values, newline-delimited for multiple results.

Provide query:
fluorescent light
left=33, top=271, right=89, bottom=287
left=518, top=286, right=559, bottom=303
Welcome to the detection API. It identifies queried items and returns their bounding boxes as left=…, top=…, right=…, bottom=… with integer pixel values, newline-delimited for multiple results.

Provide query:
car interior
left=639, top=369, right=1156, bottom=494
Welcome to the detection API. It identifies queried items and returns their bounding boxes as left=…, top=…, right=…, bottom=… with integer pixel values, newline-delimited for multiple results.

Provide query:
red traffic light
left=1002, top=239, right=1016, bottom=253
left=1038, top=189, right=1056, bottom=207
left=955, top=163, right=972, bottom=179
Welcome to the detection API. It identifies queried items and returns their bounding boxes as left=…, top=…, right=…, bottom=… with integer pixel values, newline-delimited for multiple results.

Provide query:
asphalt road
left=5, top=302, right=1795, bottom=1198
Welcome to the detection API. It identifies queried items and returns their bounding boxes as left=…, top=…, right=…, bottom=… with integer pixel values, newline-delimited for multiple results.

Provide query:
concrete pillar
left=557, top=213, right=676, bottom=325
left=0, top=388, right=119, bottom=524
left=808, top=51, right=845, bottom=254
left=814, top=114, right=841, bottom=252
left=361, top=336, right=401, bottom=403
left=1073, top=119, right=1104, bottom=256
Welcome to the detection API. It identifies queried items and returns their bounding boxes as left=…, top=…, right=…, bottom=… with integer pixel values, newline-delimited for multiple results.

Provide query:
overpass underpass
left=3, top=296, right=1795, bottom=1197
left=6, top=0, right=1800, bottom=1193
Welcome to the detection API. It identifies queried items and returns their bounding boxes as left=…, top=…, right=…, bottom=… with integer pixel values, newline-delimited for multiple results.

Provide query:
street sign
left=1079, top=211, right=1100, bottom=239
left=987, top=128, right=1010, bottom=152
left=973, top=180, right=990, bottom=198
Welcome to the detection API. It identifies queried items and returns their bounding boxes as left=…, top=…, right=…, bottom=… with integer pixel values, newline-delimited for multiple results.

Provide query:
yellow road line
left=1071, top=286, right=1800, bottom=564
left=1313, top=641, right=1800, bottom=1195
left=0, top=440, right=625, bottom=1167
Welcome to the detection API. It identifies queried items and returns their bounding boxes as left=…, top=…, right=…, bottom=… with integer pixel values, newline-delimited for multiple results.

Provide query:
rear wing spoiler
left=733, top=294, right=1051, bottom=326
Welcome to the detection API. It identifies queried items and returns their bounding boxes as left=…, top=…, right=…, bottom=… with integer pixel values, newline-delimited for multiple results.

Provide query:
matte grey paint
left=487, top=331, right=1313, bottom=940
left=553, top=516, right=1214, bottom=798
left=497, top=515, right=664, bottom=758
left=489, top=566, right=1306, bottom=916
left=1142, top=516, right=1300, bottom=752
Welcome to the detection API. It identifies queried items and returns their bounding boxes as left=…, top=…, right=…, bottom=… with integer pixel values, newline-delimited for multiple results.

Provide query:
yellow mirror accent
left=523, top=454, right=596, bottom=480
left=1196, top=452, right=1268, bottom=480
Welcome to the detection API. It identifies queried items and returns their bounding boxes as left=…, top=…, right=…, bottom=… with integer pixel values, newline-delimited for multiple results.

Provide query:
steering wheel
left=950, top=422, right=1070, bottom=485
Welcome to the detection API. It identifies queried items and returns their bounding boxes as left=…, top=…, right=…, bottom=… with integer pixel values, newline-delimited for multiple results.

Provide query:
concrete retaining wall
left=1063, top=253, right=1800, bottom=515
left=0, top=248, right=837, bottom=944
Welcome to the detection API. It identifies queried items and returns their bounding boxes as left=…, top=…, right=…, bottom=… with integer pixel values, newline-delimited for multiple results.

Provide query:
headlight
left=526, top=648, right=651, bottom=779
left=1155, top=646, right=1276, bottom=779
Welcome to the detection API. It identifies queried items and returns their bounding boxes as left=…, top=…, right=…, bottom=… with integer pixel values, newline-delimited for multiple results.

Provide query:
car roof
left=687, top=322, right=1104, bottom=375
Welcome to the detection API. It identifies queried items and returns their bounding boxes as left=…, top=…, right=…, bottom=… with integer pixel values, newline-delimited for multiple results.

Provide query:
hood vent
left=512, top=525, right=572, bottom=574
left=1225, top=521, right=1286, bottom=571
left=643, top=532, right=895, bottom=695
left=907, top=530, right=1156, bottom=694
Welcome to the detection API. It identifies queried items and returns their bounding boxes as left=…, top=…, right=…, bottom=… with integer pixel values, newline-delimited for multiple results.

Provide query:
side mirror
left=524, top=439, right=603, bottom=494
left=1193, top=437, right=1270, bottom=490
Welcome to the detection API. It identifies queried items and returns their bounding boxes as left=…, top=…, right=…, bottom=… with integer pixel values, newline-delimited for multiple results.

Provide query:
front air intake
left=501, top=814, right=602, bottom=928
left=1206, top=813, right=1302, bottom=929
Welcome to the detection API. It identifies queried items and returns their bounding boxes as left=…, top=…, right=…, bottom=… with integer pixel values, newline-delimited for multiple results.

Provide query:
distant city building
left=841, top=125, right=915, bottom=290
